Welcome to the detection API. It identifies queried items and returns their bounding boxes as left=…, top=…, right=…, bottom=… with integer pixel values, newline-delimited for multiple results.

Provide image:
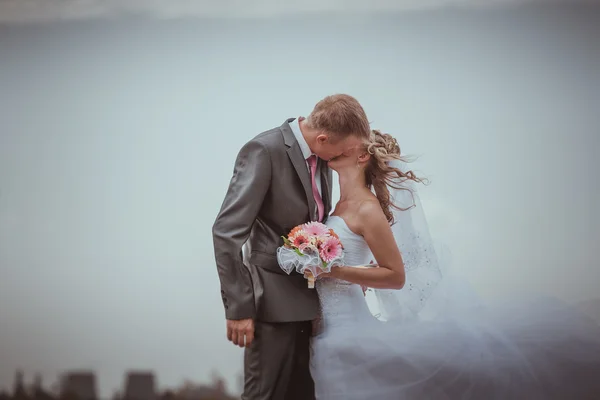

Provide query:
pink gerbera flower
left=290, top=231, right=310, bottom=249
left=303, top=222, right=329, bottom=237
left=298, top=242, right=312, bottom=253
left=319, top=236, right=343, bottom=262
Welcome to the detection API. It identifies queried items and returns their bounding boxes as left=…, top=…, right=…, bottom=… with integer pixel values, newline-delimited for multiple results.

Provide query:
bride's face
left=327, top=145, right=370, bottom=172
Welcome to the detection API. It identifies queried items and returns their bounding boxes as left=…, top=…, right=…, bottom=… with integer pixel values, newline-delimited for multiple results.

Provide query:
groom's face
left=313, top=134, right=363, bottom=162
left=326, top=144, right=369, bottom=172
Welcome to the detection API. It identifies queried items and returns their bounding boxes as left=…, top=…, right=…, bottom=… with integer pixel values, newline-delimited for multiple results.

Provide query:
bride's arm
left=328, top=201, right=406, bottom=290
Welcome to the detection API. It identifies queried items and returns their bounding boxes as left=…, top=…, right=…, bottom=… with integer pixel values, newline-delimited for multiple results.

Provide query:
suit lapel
left=281, top=119, right=317, bottom=221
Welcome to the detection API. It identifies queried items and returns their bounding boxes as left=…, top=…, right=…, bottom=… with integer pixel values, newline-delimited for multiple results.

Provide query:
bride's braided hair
left=365, top=130, right=427, bottom=224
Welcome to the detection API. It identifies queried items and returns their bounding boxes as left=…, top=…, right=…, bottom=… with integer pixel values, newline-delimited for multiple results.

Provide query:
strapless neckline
left=326, top=215, right=360, bottom=238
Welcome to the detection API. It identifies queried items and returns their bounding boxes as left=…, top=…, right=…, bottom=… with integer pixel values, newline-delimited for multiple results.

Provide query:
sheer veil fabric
left=309, top=160, right=600, bottom=400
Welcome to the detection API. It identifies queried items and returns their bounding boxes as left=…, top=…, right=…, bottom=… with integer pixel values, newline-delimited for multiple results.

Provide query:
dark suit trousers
left=242, top=320, right=315, bottom=400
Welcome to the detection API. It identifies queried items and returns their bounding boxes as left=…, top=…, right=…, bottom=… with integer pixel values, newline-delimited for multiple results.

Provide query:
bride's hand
left=304, top=269, right=336, bottom=280
left=305, top=270, right=326, bottom=280
left=317, top=272, right=331, bottom=279
left=360, top=260, right=377, bottom=295
left=310, top=268, right=368, bottom=294
left=318, top=267, right=343, bottom=280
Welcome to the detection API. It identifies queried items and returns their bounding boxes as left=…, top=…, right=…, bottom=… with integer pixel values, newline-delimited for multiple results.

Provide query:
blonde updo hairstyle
left=365, top=130, right=427, bottom=224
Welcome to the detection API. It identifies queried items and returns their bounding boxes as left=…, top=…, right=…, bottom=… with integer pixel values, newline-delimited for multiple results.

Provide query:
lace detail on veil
left=372, top=161, right=443, bottom=322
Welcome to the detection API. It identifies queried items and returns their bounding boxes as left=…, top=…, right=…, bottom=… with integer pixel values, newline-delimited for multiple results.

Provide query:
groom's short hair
left=305, top=94, right=371, bottom=140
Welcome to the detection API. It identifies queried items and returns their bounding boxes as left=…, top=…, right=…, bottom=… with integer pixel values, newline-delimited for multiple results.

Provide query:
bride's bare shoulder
left=355, top=199, right=388, bottom=232
left=337, top=195, right=386, bottom=235
left=357, top=199, right=385, bottom=218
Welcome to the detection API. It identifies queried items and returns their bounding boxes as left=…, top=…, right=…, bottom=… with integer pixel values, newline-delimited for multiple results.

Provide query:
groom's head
left=300, top=94, right=371, bottom=161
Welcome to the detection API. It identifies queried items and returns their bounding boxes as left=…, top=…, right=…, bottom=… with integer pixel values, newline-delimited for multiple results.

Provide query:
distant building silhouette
left=174, top=378, right=236, bottom=400
left=32, top=373, right=53, bottom=400
left=123, top=371, right=156, bottom=400
left=33, top=374, right=42, bottom=392
left=12, top=370, right=27, bottom=400
left=60, top=371, right=97, bottom=400
left=4, top=368, right=239, bottom=400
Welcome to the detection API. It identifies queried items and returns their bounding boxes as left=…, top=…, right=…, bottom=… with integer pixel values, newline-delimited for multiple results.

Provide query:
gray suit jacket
left=212, top=118, right=333, bottom=323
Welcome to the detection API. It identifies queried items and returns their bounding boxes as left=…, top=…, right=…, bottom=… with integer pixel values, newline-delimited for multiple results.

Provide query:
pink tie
left=307, top=155, right=325, bottom=222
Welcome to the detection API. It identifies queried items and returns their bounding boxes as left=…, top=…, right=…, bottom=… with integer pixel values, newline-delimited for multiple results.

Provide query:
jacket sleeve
left=212, top=139, right=271, bottom=320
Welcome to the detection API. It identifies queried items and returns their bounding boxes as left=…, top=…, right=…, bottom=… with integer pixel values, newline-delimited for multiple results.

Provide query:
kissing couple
left=213, top=94, right=600, bottom=400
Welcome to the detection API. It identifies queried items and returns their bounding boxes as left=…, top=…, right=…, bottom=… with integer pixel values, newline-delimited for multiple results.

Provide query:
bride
left=309, top=130, right=600, bottom=399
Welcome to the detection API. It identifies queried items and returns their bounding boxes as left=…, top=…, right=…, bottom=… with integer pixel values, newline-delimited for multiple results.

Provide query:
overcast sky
left=0, top=0, right=595, bottom=23
left=1, top=1, right=599, bottom=397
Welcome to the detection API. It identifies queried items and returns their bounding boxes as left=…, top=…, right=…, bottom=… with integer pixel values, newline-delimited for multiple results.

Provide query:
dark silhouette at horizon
left=0, top=370, right=238, bottom=400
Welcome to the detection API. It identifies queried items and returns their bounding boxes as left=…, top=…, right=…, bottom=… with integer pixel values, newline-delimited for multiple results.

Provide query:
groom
left=212, top=94, right=371, bottom=400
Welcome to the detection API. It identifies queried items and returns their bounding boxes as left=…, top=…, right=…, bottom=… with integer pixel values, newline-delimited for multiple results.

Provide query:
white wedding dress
left=310, top=215, right=600, bottom=400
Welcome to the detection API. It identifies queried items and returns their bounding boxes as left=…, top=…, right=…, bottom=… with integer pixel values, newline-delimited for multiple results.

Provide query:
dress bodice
left=316, top=216, right=376, bottom=329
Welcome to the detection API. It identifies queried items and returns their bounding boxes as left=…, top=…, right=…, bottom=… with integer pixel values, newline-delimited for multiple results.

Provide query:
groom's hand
left=226, top=318, right=254, bottom=348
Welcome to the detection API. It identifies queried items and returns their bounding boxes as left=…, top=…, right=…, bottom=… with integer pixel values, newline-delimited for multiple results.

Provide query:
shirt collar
left=289, top=117, right=313, bottom=160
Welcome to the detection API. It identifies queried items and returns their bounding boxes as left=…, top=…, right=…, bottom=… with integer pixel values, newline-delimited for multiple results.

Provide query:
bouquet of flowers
left=277, top=221, right=345, bottom=288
